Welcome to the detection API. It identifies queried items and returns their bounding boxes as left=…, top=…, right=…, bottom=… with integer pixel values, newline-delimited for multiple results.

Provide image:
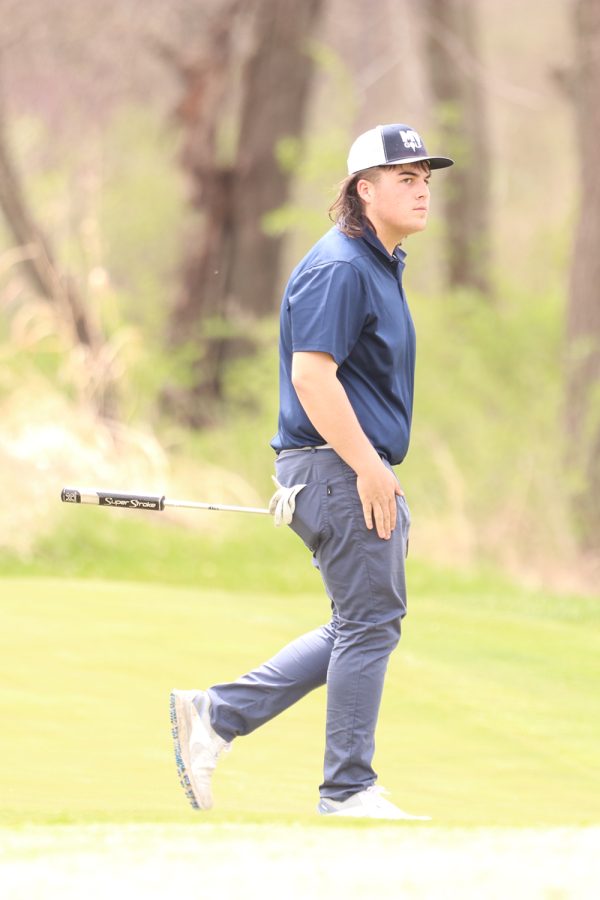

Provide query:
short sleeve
left=287, top=262, right=366, bottom=366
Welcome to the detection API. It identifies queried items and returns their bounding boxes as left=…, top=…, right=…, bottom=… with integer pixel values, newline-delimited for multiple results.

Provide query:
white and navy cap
left=347, top=123, right=454, bottom=175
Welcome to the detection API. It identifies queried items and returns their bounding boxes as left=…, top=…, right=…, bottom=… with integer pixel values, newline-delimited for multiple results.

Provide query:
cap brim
left=391, top=155, right=454, bottom=170
left=423, top=156, right=454, bottom=170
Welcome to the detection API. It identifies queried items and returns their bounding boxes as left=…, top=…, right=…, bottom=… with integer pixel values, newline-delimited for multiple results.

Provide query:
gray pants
left=207, top=448, right=410, bottom=801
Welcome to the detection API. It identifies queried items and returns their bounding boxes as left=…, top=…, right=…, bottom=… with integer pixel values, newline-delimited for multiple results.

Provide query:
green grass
left=0, top=510, right=312, bottom=591
left=1, top=564, right=598, bottom=828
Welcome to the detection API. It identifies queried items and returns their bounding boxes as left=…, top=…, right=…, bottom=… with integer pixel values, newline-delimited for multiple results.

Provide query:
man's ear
left=356, top=178, right=372, bottom=204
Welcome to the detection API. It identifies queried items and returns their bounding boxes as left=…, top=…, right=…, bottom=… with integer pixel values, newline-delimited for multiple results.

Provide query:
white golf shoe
left=170, top=689, right=231, bottom=810
left=317, top=785, right=431, bottom=821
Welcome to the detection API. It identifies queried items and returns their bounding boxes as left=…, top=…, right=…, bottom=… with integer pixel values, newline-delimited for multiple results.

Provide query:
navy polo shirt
left=271, top=225, right=416, bottom=466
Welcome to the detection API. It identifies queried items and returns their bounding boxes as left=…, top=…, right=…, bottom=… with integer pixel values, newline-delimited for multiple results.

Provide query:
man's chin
left=403, top=220, right=428, bottom=237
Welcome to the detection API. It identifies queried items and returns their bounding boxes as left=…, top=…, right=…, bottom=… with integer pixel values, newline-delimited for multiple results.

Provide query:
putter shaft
left=61, top=487, right=270, bottom=515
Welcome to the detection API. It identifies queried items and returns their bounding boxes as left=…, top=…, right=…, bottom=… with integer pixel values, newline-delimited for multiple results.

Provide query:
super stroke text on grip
left=102, top=497, right=158, bottom=508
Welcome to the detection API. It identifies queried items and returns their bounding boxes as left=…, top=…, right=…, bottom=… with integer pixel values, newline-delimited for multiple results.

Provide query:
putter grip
left=61, top=488, right=165, bottom=511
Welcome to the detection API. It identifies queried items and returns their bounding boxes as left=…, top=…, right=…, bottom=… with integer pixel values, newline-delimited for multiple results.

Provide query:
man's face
left=357, top=163, right=431, bottom=252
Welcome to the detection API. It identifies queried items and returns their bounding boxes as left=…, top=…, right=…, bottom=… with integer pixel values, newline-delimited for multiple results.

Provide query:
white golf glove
left=268, top=476, right=306, bottom=526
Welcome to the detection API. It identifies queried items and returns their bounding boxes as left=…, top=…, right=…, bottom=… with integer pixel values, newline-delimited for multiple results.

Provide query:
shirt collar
left=360, top=225, right=407, bottom=268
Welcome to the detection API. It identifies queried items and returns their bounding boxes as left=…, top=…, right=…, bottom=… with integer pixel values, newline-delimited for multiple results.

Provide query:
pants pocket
left=288, top=481, right=329, bottom=553
left=398, top=494, right=411, bottom=558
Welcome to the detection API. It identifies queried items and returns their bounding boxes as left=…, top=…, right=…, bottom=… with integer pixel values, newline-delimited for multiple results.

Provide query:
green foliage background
left=0, top=100, right=584, bottom=585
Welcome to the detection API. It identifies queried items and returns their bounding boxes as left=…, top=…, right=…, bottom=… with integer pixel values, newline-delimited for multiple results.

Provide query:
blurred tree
left=0, top=91, right=120, bottom=417
left=161, top=0, right=324, bottom=425
left=0, top=0, right=183, bottom=419
left=422, top=0, right=491, bottom=296
left=0, top=114, right=97, bottom=347
left=565, top=0, right=600, bottom=551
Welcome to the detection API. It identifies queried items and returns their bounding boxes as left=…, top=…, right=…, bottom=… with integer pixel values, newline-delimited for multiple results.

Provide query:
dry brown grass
left=0, top=284, right=267, bottom=554
left=0, top=378, right=265, bottom=555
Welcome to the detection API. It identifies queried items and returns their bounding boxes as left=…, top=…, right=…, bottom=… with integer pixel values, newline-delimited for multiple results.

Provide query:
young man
left=171, top=124, right=453, bottom=820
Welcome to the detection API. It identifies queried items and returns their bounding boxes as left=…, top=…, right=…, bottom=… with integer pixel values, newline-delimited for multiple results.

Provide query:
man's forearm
left=291, top=352, right=381, bottom=475
left=291, top=350, right=402, bottom=539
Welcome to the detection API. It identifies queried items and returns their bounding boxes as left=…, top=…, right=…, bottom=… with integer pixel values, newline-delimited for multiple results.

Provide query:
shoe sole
left=170, top=690, right=202, bottom=810
left=317, top=801, right=431, bottom=821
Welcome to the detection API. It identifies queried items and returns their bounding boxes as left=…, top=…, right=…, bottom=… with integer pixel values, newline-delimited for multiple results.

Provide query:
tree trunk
left=565, top=0, right=600, bottom=551
left=423, top=0, right=492, bottom=296
left=228, top=0, right=323, bottom=317
left=0, top=101, right=119, bottom=417
left=164, top=0, right=323, bottom=425
left=0, top=115, right=100, bottom=349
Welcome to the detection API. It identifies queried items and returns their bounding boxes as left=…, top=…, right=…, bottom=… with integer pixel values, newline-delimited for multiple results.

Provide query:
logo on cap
left=399, top=129, right=422, bottom=152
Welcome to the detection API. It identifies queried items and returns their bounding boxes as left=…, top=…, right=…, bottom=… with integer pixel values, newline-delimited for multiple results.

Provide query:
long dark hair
left=328, top=169, right=381, bottom=238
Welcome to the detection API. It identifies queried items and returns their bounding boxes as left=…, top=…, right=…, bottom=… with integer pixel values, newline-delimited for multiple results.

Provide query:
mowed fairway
left=1, top=573, right=598, bottom=827
left=1, top=573, right=599, bottom=898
